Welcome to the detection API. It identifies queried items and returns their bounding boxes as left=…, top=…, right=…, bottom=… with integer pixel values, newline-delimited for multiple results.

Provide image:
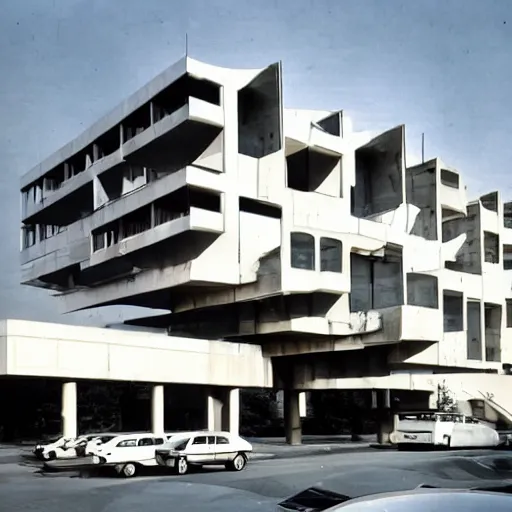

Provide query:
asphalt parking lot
left=2, top=446, right=512, bottom=511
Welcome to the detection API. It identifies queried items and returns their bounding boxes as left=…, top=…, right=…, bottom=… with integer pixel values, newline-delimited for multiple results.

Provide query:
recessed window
left=440, top=169, right=459, bottom=189
left=484, top=231, right=499, bottom=264
left=507, top=300, right=512, bottom=328
left=320, top=237, right=342, bottom=272
left=290, top=232, right=315, bottom=270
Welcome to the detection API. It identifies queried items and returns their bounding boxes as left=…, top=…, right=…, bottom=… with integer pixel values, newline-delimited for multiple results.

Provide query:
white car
left=394, top=412, right=500, bottom=449
left=155, top=431, right=253, bottom=475
left=34, top=433, right=117, bottom=460
left=87, top=432, right=168, bottom=477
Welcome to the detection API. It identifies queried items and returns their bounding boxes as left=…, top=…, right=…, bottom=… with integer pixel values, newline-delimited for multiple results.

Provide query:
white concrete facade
left=0, top=319, right=272, bottom=387
left=16, top=56, right=512, bottom=422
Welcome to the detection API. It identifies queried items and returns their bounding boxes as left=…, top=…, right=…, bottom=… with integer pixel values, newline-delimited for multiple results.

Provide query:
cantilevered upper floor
left=19, top=56, right=512, bottom=373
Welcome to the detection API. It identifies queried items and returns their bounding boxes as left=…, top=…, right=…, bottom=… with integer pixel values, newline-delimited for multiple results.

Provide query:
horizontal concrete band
left=0, top=319, right=272, bottom=387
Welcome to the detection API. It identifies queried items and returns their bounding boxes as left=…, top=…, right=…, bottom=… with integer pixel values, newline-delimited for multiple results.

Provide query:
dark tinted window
left=207, top=436, right=215, bottom=444
left=117, top=439, right=137, bottom=447
left=154, top=438, right=164, bottom=445
left=192, top=436, right=207, bottom=445
left=291, top=232, right=315, bottom=270
left=216, top=436, right=229, bottom=445
left=320, top=237, right=342, bottom=272
left=99, top=436, right=116, bottom=443
left=174, top=439, right=189, bottom=451
left=138, top=438, right=154, bottom=447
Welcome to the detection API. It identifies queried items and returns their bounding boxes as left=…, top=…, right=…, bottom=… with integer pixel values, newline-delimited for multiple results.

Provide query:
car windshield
left=167, top=437, right=190, bottom=450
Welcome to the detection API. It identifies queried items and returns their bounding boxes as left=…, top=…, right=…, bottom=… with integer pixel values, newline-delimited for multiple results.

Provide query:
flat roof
left=20, top=56, right=188, bottom=189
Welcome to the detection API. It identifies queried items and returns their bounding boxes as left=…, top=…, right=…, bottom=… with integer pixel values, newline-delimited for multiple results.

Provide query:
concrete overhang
left=22, top=151, right=124, bottom=224
left=19, top=56, right=273, bottom=190
left=20, top=57, right=189, bottom=189
left=0, top=319, right=273, bottom=388
left=58, top=263, right=194, bottom=312
left=20, top=165, right=224, bottom=274
left=87, top=208, right=224, bottom=269
left=122, top=100, right=223, bottom=169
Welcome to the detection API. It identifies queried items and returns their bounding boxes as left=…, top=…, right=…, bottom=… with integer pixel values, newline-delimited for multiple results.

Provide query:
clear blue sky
left=1, top=0, right=511, bottom=324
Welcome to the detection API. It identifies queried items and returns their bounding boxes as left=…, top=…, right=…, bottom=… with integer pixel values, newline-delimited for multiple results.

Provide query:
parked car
left=155, top=431, right=253, bottom=475
left=395, top=411, right=500, bottom=449
left=34, top=433, right=117, bottom=460
left=87, top=432, right=168, bottom=477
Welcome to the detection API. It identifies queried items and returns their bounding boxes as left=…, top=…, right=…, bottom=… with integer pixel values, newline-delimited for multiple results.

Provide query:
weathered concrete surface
left=0, top=319, right=273, bottom=388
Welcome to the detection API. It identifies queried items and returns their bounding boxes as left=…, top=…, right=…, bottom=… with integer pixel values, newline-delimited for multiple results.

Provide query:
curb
left=369, top=443, right=397, bottom=450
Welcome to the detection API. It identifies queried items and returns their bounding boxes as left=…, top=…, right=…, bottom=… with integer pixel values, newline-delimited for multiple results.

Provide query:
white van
left=394, top=412, right=500, bottom=449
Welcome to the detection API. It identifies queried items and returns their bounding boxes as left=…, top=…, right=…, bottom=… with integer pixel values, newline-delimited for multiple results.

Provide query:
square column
left=207, top=387, right=240, bottom=434
left=151, top=384, right=165, bottom=434
left=207, top=393, right=221, bottom=431
left=284, top=389, right=302, bottom=445
left=61, top=381, right=77, bottom=439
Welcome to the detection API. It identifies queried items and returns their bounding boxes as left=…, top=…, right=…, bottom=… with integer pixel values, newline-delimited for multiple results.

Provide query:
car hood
left=278, top=485, right=512, bottom=512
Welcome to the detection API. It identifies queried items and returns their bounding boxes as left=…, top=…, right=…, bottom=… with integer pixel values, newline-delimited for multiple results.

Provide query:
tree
left=437, top=381, right=457, bottom=412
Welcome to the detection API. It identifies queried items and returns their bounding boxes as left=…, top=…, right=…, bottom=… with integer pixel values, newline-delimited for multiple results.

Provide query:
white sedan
left=155, top=431, right=253, bottom=475
left=87, top=432, right=169, bottom=477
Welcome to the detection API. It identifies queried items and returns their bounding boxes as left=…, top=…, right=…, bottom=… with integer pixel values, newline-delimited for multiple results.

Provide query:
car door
left=136, top=437, right=155, bottom=463
left=214, top=435, right=233, bottom=463
left=187, top=435, right=213, bottom=464
left=111, top=438, right=138, bottom=463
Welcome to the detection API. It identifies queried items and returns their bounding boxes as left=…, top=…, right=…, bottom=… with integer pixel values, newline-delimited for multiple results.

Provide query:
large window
left=320, top=237, right=342, bottom=272
left=290, top=232, right=315, bottom=270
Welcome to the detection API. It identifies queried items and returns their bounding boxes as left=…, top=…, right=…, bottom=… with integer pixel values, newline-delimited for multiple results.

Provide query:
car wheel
left=176, top=457, right=188, bottom=475
left=231, top=453, right=247, bottom=472
left=122, top=463, right=137, bottom=478
left=48, top=451, right=57, bottom=461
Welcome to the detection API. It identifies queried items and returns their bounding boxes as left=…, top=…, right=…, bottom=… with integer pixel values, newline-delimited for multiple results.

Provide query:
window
left=507, top=300, right=512, bottom=328
left=98, top=436, right=115, bottom=443
left=117, top=439, right=137, bottom=447
left=291, top=232, right=315, bottom=270
left=192, top=436, right=207, bottom=445
left=484, top=231, right=499, bottom=264
left=440, top=169, right=459, bottom=189
left=320, top=237, right=342, bottom=272
left=138, top=438, right=154, bottom=447
left=92, top=231, right=105, bottom=252
left=173, top=439, right=190, bottom=451
left=154, top=438, right=164, bottom=445
left=216, top=436, right=229, bottom=445
left=207, top=436, right=215, bottom=444
left=23, top=226, right=36, bottom=249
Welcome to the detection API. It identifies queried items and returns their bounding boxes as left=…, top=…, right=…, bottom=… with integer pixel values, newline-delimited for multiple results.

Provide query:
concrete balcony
left=439, top=181, right=466, bottom=216
left=352, top=305, right=442, bottom=346
left=281, top=268, right=350, bottom=295
left=122, top=99, right=224, bottom=170
left=260, top=305, right=442, bottom=357
left=22, top=151, right=124, bottom=223
left=88, top=207, right=224, bottom=269
left=308, top=125, right=344, bottom=155
left=480, top=203, right=500, bottom=234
